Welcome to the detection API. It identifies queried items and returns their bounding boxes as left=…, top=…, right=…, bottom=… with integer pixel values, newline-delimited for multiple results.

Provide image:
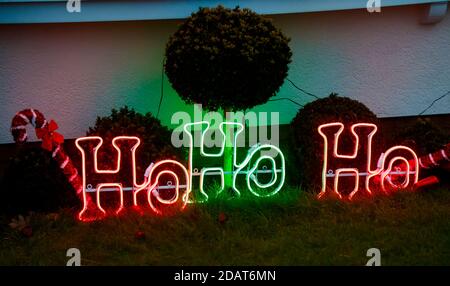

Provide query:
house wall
left=0, top=5, right=449, bottom=144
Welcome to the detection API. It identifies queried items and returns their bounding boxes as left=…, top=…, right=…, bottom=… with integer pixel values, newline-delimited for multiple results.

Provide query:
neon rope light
left=147, top=170, right=180, bottom=215
left=199, top=168, right=225, bottom=202
left=183, top=121, right=286, bottom=202
left=75, top=121, right=286, bottom=221
left=75, top=137, right=190, bottom=221
left=318, top=123, right=378, bottom=200
left=143, top=160, right=190, bottom=215
left=317, top=122, right=419, bottom=200
left=378, top=146, right=419, bottom=193
left=333, top=168, right=359, bottom=200
left=96, top=183, right=124, bottom=215
left=75, top=120, right=420, bottom=221
left=75, top=136, right=142, bottom=221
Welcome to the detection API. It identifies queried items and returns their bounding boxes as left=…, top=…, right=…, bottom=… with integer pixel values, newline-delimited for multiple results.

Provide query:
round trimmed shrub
left=164, top=5, right=292, bottom=111
left=394, top=118, right=450, bottom=155
left=290, top=93, right=378, bottom=191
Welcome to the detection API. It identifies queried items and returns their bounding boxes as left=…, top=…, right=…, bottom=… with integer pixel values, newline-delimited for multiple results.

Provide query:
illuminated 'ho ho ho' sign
left=75, top=121, right=285, bottom=221
left=75, top=121, right=419, bottom=222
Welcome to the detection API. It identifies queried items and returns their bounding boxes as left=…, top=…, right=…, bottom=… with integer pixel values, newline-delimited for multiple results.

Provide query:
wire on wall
left=418, top=91, right=450, bottom=116
left=156, top=58, right=166, bottom=119
left=268, top=98, right=304, bottom=107
left=286, top=78, right=320, bottom=100
left=157, top=58, right=449, bottom=118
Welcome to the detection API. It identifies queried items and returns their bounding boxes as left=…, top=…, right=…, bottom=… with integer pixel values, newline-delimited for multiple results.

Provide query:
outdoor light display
left=399, top=143, right=450, bottom=189
left=75, top=120, right=286, bottom=221
left=2, top=2, right=449, bottom=269
left=76, top=136, right=192, bottom=221
left=318, top=122, right=419, bottom=200
left=9, top=109, right=434, bottom=222
left=183, top=121, right=286, bottom=202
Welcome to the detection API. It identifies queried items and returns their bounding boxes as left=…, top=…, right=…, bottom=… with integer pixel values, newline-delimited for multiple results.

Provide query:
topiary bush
left=0, top=146, right=79, bottom=215
left=394, top=118, right=450, bottom=156
left=164, top=5, right=292, bottom=111
left=290, top=93, right=378, bottom=191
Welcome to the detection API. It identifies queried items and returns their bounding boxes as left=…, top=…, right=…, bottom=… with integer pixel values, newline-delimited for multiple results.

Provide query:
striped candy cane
left=416, top=143, right=450, bottom=170
left=10, top=108, right=86, bottom=203
left=395, top=143, right=450, bottom=171
left=394, top=143, right=450, bottom=189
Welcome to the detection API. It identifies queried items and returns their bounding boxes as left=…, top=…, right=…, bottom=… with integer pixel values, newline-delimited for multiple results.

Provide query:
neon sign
left=10, top=108, right=425, bottom=222
left=318, top=122, right=419, bottom=200
left=75, top=121, right=286, bottom=221
left=183, top=121, right=285, bottom=201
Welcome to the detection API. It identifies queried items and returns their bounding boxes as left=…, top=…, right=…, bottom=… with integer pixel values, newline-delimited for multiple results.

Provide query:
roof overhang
left=0, top=0, right=448, bottom=24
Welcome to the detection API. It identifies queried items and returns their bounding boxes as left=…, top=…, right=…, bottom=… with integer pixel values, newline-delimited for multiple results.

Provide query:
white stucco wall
left=0, top=4, right=449, bottom=144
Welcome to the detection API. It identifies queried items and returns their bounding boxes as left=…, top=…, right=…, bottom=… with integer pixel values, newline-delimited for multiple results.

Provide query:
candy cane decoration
left=394, top=143, right=450, bottom=172
left=10, top=108, right=85, bottom=202
left=416, top=143, right=450, bottom=170
left=394, top=143, right=450, bottom=189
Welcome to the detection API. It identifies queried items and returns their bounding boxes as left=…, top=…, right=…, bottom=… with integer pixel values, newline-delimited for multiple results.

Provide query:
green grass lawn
left=1, top=187, right=450, bottom=266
